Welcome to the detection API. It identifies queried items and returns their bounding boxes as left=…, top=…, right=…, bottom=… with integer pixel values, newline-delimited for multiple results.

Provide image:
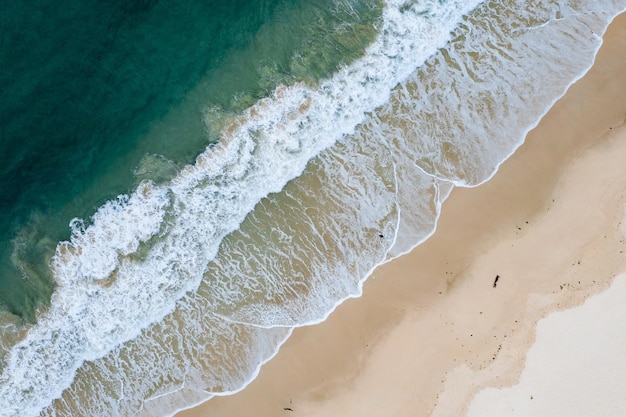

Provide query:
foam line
left=2, top=0, right=624, bottom=415
left=0, top=1, right=482, bottom=415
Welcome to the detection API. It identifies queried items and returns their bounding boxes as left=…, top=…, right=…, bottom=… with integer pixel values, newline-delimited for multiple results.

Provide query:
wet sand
left=177, top=11, right=626, bottom=417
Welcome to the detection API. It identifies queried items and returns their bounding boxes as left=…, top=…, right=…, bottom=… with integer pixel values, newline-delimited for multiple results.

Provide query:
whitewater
left=0, top=0, right=624, bottom=416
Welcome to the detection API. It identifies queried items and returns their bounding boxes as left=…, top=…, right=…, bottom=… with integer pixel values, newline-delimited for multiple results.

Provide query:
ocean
left=0, top=0, right=623, bottom=415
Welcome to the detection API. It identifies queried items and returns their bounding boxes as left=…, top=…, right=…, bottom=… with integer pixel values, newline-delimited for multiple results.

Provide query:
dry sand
left=465, top=272, right=626, bottom=417
left=177, top=11, right=626, bottom=417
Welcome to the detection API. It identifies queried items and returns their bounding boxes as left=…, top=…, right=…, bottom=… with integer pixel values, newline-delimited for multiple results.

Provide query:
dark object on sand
left=493, top=275, right=500, bottom=288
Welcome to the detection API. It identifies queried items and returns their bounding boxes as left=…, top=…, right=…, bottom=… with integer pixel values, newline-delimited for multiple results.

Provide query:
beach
left=178, top=10, right=626, bottom=417
left=0, top=2, right=623, bottom=415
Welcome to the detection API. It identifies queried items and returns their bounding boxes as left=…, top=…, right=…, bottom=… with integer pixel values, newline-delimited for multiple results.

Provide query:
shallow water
left=0, top=0, right=623, bottom=415
left=0, top=0, right=382, bottom=320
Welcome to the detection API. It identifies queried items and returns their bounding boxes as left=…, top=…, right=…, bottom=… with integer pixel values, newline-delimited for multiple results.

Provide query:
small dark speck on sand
left=493, top=275, right=500, bottom=288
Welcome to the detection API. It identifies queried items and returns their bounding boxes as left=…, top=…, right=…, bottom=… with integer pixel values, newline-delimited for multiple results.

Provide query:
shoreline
left=177, top=11, right=626, bottom=417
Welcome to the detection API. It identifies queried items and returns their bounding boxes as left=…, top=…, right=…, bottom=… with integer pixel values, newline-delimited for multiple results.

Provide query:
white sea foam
left=1, top=0, right=624, bottom=415
left=377, top=0, right=625, bottom=259
left=0, top=1, right=483, bottom=415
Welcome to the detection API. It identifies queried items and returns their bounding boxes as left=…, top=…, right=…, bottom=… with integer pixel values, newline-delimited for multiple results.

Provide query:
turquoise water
left=0, top=0, right=623, bottom=416
left=0, top=0, right=382, bottom=320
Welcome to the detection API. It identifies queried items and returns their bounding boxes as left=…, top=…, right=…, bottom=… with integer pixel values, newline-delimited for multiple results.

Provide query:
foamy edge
left=0, top=1, right=482, bottom=415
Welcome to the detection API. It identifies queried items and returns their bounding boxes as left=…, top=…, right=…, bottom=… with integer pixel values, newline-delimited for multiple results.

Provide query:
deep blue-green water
left=0, top=0, right=622, bottom=415
left=0, top=0, right=381, bottom=320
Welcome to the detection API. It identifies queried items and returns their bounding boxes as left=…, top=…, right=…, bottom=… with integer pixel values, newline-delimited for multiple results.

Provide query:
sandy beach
left=177, top=11, right=626, bottom=417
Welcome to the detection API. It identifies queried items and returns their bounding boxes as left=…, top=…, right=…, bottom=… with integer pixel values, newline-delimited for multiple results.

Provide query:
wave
left=0, top=0, right=623, bottom=415
left=0, top=0, right=481, bottom=415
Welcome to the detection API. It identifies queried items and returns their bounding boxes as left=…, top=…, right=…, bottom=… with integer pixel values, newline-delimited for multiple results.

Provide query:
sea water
left=0, top=0, right=623, bottom=415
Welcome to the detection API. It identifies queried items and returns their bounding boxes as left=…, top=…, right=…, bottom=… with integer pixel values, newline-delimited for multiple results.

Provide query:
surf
left=0, top=0, right=623, bottom=416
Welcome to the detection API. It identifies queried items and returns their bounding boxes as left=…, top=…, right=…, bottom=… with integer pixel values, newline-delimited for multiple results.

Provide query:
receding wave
left=0, top=0, right=623, bottom=415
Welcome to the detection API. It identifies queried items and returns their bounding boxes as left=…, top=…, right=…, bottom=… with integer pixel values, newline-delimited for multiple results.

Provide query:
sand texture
left=177, top=12, right=626, bottom=417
